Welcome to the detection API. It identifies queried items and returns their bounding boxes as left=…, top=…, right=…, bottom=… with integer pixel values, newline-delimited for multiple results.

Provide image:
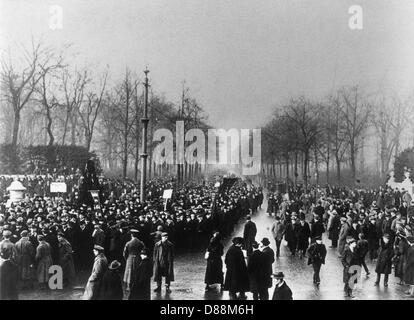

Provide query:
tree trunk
left=336, top=155, right=341, bottom=185
left=11, top=109, right=20, bottom=148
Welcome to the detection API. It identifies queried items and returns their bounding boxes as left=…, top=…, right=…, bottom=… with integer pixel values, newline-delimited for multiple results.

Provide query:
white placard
left=50, top=182, right=67, bottom=193
left=163, top=189, right=173, bottom=199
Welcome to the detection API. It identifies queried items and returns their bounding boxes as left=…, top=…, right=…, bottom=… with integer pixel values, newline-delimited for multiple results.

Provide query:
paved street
left=19, top=204, right=413, bottom=300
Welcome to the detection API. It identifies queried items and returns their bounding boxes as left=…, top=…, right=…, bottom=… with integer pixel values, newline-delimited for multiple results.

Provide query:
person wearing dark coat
left=224, top=237, right=249, bottom=300
left=243, top=216, right=257, bottom=258
left=271, top=272, right=293, bottom=300
left=356, top=233, right=370, bottom=275
left=204, top=232, right=224, bottom=291
left=129, top=249, right=153, bottom=300
left=375, top=234, right=394, bottom=287
left=153, top=232, right=174, bottom=294
left=403, top=236, right=414, bottom=296
left=394, top=232, right=409, bottom=284
left=310, top=216, right=325, bottom=242
left=0, top=248, right=19, bottom=300
left=260, top=237, right=275, bottom=296
left=307, top=236, right=327, bottom=285
left=327, top=210, right=340, bottom=248
left=366, top=217, right=380, bottom=261
left=83, top=245, right=108, bottom=300
left=247, top=242, right=266, bottom=300
left=100, top=260, right=123, bottom=300
left=341, top=237, right=360, bottom=298
left=297, top=219, right=311, bottom=258
left=285, top=217, right=299, bottom=256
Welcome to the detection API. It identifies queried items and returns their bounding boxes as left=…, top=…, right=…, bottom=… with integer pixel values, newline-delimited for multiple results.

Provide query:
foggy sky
left=1, top=0, right=414, bottom=129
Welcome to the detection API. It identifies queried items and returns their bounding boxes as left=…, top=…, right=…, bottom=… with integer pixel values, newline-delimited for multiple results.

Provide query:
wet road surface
left=19, top=205, right=413, bottom=300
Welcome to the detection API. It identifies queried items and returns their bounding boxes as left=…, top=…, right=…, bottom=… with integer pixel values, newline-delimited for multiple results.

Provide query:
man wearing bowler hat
left=129, top=249, right=153, bottom=300
left=100, top=260, right=123, bottom=300
left=260, top=237, right=274, bottom=299
left=271, top=272, right=292, bottom=300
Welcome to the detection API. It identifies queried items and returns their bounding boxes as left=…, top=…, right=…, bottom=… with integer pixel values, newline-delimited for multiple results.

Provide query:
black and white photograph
left=1, top=0, right=414, bottom=304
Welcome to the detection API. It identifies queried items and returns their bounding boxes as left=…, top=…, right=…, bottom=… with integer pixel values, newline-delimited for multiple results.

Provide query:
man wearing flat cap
left=83, top=245, right=108, bottom=300
left=153, top=232, right=174, bottom=293
left=271, top=272, right=292, bottom=300
left=123, top=229, right=145, bottom=291
left=15, top=230, right=35, bottom=289
left=0, top=230, right=17, bottom=263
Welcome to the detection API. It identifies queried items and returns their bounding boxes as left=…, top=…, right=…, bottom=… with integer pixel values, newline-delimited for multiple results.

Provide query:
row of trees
left=262, top=86, right=412, bottom=190
left=0, top=41, right=208, bottom=181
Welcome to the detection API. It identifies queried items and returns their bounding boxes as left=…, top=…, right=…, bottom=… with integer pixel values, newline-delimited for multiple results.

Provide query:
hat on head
left=2, top=230, right=12, bottom=237
left=252, top=241, right=259, bottom=249
left=346, top=236, right=355, bottom=243
left=340, top=217, right=347, bottom=222
left=94, top=245, right=104, bottom=252
left=129, top=229, right=139, bottom=234
left=161, top=232, right=168, bottom=237
left=140, top=248, right=149, bottom=255
left=261, top=237, right=270, bottom=246
left=313, top=235, right=322, bottom=241
left=232, top=237, right=244, bottom=245
left=272, top=272, right=285, bottom=279
left=20, top=230, right=28, bottom=237
left=108, top=260, right=121, bottom=270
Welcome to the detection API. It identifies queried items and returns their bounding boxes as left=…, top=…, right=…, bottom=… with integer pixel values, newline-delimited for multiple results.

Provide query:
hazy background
left=2, top=0, right=414, bottom=129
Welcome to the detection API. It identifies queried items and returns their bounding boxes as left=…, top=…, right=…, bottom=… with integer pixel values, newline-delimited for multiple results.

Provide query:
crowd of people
left=263, top=184, right=414, bottom=298
left=0, top=170, right=264, bottom=299
left=1, top=168, right=414, bottom=301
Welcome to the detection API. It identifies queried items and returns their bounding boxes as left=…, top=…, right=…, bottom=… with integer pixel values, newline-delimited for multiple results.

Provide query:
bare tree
left=78, top=70, right=108, bottom=151
left=340, top=86, right=371, bottom=184
left=0, top=40, right=64, bottom=148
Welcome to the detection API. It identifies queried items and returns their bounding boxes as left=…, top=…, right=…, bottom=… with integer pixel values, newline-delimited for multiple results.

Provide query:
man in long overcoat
left=374, top=234, right=394, bottom=287
left=57, top=233, right=76, bottom=287
left=35, top=235, right=53, bottom=289
left=243, top=216, right=257, bottom=258
left=224, top=237, right=249, bottom=300
left=338, top=218, right=351, bottom=257
left=0, top=248, right=18, bottom=300
left=153, top=232, right=174, bottom=293
left=260, top=237, right=275, bottom=298
left=271, top=216, right=285, bottom=258
left=307, top=236, right=327, bottom=285
left=15, top=230, right=34, bottom=289
left=123, top=229, right=145, bottom=291
left=83, top=245, right=108, bottom=300
left=247, top=242, right=266, bottom=300
left=129, top=249, right=153, bottom=300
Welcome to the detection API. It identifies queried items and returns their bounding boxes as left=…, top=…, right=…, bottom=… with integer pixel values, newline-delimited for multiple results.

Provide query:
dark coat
left=261, top=246, right=275, bottom=288
left=341, top=247, right=360, bottom=284
left=153, top=240, right=174, bottom=282
left=129, top=258, right=153, bottom=300
left=0, top=259, right=18, bottom=300
left=403, top=245, right=414, bottom=285
left=375, top=240, right=394, bottom=275
left=204, top=237, right=224, bottom=285
left=247, top=250, right=266, bottom=292
left=310, top=220, right=325, bottom=239
left=328, top=215, right=340, bottom=240
left=243, top=221, right=257, bottom=255
left=272, top=281, right=293, bottom=300
left=307, top=243, right=327, bottom=265
left=224, top=245, right=249, bottom=293
left=297, top=222, right=311, bottom=251
left=100, top=269, right=123, bottom=300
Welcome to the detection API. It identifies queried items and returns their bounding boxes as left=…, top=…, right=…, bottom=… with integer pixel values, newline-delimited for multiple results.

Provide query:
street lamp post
left=140, top=67, right=149, bottom=203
